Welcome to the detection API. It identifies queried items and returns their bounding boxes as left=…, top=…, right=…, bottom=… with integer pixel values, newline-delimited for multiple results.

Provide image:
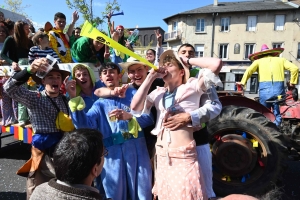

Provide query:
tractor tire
left=207, top=105, right=287, bottom=197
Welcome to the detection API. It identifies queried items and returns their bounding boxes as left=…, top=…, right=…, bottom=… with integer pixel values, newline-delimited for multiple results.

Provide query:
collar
left=57, top=180, right=99, bottom=193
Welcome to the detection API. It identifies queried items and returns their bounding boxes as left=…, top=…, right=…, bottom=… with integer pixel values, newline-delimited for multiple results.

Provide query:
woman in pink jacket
left=131, top=50, right=222, bottom=200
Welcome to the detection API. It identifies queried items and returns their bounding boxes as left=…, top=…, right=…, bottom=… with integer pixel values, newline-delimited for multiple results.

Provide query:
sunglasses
left=102, top=148, right=109, bottom=157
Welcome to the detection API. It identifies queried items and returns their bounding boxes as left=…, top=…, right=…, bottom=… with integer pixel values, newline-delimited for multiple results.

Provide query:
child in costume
left=67, top=62, right=153, bottom=200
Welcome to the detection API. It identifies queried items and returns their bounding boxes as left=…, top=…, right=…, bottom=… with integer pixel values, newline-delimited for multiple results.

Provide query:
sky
left=2, top=0, right=258, bottom=31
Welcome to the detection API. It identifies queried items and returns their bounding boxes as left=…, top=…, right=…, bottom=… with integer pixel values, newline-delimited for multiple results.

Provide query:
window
left=219, top=44, right=228, bottom=59
left=196, top=19, right=205, bottom=32
left=272, top=43, right=283, bottom=57
left=172, top=21, right=177, bottom=31
left=275, top=15, right=285, bottom=31
left=297, top=43, right=300, bottom=59
left=221, top=18, right=230, bottom=32
left=244, top=44, right=255, bottom=59
left=247, top=16, right=257, bottom=31
left=272, top=43, right=283, bottom=48
left=195, top=44, right=204, bottom=57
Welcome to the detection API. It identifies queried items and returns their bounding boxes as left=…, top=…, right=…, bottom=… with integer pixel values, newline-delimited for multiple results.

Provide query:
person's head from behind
left=5, top=19, right=15, bottom=35
left=177, top=43, right=196, bottom=62
left=73, top=64, right=93, bottom=90
left=159, top=50, right=189, bottom=85
left=38, top=27, right=44, bottom=32
left=0, top=12, right=4, bottom=22
left=32, top=31, right=49, bottom=48
left=54, top=12, right=66, bottom=30
left=53, top=128, right=105, bottom=185
left=100, top=62, right=121, bottom=89
left=146, top=49, right=156, bottom=64
left=119, top=57, right=149, bottom=87
left=74, top=27, right=81, bottom=38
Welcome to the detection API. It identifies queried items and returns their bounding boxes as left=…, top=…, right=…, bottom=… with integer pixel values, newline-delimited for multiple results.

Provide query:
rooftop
left=164, top=0, right=300, bottom=23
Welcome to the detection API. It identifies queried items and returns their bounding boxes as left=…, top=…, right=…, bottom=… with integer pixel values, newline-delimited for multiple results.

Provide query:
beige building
left=163, top=0, right=300, bottom=93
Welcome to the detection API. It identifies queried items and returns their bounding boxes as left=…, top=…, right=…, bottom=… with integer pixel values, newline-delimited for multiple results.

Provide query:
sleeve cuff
left=189, top=110, right=201, bottom=127
left=68, top=96, right=86, bottom=112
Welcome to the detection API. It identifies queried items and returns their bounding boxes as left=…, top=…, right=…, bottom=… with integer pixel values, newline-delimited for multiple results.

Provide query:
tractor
left=206, top=87, right=298, bottom=197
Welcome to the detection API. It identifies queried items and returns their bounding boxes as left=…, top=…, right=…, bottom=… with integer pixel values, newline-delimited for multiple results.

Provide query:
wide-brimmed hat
left=119, top=57, right=149, bottom=72
left=31, top=63, right=71, bottom=85
left=159, top=50, right=190, bottom=83
left=248, top=44, right=284, bottom=61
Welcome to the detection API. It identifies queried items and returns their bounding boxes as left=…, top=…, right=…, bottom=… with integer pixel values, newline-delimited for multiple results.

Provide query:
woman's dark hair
left=146, top=49, right=156, bottom=55
left=13, top=20, right=29, bottom=49
left=4, top=19, right=15, bottom=34
left=89, top=38, right=105, bottom=64
left=53, top=128, right=104, bottom=184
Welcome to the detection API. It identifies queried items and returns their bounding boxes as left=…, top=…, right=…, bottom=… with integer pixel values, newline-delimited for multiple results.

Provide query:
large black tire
left=207, top=105, right=287, bottom=197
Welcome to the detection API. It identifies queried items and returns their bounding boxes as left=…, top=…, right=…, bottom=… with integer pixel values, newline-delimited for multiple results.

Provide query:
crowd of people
left=0, top=10, right=261, bottom=200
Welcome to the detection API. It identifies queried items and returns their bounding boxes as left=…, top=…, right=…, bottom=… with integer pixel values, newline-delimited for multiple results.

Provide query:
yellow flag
left=80, top=21, right=157, bottom=70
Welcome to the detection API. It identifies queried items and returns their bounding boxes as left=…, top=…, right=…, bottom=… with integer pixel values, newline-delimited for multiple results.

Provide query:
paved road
left=1, top=132, right=300, bottom=200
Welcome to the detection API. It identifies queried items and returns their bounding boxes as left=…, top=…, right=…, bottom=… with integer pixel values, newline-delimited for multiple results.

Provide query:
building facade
left=163, top=0, right=300, bottom=94
left=127, top=26, right=166, bottom=56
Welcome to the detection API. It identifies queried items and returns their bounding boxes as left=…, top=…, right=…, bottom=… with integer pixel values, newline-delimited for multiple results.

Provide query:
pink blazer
left=146, top=77, right=204, bottom=136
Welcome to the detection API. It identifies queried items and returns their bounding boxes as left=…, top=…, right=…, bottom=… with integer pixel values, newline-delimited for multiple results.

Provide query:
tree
left=65, top=0, right=121, bottom=28
left=4, top=0, right=30, bottom=18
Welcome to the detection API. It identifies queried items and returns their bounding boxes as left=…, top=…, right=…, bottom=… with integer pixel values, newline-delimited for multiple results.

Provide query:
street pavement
left=1, top=132, right=300, bottom=200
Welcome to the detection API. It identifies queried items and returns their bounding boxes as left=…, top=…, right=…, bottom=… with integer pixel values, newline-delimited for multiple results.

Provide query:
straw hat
left=248, top=44, right=284, bottom=61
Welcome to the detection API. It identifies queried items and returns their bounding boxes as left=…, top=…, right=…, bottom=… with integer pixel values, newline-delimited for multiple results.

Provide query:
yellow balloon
left=80, top=21, right=157, bottom=70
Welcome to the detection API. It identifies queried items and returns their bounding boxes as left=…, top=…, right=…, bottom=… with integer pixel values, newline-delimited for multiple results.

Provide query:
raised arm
left=283, top=59, right=299, bottom=85
left=182, top=56, right=222, bottom=75
left=131, top=68, right=165, bottom=111
left=3, top=58, right=49, bottom=108
left=67, top=11, right=79, bottom=37
left=154, top=29, right=164, bottom=66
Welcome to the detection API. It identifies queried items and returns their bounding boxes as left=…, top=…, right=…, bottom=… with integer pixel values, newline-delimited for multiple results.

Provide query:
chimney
left=214, top=0, right=218, bottom=6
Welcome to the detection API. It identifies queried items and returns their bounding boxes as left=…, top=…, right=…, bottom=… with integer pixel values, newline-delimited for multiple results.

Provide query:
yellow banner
left=80, top=21, right=157, bottom=70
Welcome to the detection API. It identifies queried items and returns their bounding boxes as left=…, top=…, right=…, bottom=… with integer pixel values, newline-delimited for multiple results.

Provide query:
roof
left=0, top=8, right=28, bottom=23
left=163, top=1, right=299, bottom=23
left=127, top=26, right=165, bottom=31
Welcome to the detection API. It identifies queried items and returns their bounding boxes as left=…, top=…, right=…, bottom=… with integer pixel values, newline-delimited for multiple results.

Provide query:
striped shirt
left=28, top=46, right=61, bottom=64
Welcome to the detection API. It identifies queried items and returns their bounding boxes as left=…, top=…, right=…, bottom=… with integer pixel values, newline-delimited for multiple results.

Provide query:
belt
left=103, top=131, right=145, bottom=148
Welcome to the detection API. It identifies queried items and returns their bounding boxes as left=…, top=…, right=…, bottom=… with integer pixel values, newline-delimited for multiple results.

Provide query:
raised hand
left=29, top=58, right=49, bottom=74
left=109, top=109, right=133, bottom=121
left=154, top=29, right=162, bottom=46
left=149, top=66, right=167, bottom=79
left=64, top=76, right=77, bottom=98
left=179, top=56, right=189, bottom=66
left=72, top=11, right=79, bottom=24
left=11, top=62, right=21, bottom=72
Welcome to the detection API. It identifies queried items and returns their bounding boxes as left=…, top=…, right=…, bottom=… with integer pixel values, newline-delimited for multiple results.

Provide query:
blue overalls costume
left=241, top=45, right=298, bottom=126
left=69, top=87, right=153, bottom=200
